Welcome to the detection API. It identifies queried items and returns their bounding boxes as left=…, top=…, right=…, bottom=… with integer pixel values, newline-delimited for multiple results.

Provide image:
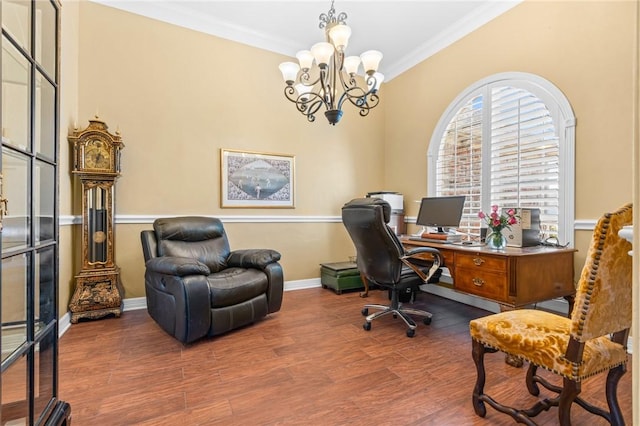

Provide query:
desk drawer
left=409, top=249, right=454, bottom=266
left=455, top=266, right=508, bottom=303
left=454, top=252, right=506, bottom=272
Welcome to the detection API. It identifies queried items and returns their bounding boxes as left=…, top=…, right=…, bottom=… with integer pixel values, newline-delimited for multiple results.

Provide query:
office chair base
left=361, top=304, right=432, bottom=337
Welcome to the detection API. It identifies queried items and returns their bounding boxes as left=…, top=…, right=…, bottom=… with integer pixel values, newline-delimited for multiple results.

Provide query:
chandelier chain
left=319, top=0, right=347, bottom=30
left=279, top=1, right=383, bottom=125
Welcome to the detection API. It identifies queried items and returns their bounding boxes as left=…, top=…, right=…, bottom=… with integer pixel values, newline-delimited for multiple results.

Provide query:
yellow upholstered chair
left=469, top=203, right=633, bottom=425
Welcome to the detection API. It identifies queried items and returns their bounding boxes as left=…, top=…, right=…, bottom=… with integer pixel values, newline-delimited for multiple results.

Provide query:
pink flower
left=478, top=204, right=520, bottom=234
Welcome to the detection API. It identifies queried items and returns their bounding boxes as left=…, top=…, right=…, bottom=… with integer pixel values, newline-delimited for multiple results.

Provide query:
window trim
left=427, top=72, right=576, bottom=245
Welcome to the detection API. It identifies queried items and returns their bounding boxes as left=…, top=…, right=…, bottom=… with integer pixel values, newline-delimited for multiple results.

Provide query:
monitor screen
left=416, top=196, right=466, bottom=233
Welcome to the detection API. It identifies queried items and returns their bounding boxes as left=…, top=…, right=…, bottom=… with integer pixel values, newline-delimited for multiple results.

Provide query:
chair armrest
left=145, top=256, right=210, bottom=276
left=404, top=246, right=441, bottom=258
left=227, top=249, right=282, bottom=269
left=402, top=247, right=442, bottom=283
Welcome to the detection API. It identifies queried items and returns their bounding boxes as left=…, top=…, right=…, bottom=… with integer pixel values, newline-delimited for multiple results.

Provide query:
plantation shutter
left=490, top=86, right=559, bottom=233
left=436, top=95, right=483, bottom=233
left=435, top=85, right=560, bottom=238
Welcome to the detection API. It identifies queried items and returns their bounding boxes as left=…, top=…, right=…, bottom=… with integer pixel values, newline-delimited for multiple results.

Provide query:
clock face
left=84, top=140, right=111, bottom=170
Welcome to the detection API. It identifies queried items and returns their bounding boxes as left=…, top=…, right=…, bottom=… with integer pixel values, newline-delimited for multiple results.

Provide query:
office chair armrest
left=145, top=256, right=211, bottom=277
left=228, top=249, right=282, bottom=269
left=401, top=248, right=442, bottom=283
left=404, top=247, right=441, bottom=258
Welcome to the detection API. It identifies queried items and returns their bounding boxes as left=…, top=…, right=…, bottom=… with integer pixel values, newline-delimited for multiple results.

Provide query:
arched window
left=428, top=72, right=576, bottom=244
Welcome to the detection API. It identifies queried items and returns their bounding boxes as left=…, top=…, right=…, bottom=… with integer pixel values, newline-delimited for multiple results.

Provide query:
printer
left=366, top=191, right=405, bottom=235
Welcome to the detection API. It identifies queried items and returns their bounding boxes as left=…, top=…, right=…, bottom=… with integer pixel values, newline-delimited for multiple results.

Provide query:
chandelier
left=278, top=1, right=384, bottom=125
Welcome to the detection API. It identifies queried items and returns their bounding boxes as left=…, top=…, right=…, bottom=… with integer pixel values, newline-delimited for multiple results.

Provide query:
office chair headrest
left=343, top=198, right=392, bottom=224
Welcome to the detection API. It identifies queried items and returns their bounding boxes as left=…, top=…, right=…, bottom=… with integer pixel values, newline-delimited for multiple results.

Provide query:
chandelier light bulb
left=310, top=42, right=335, bottom=68
left=295, top=83, right=312, bottom=101
left=329, top=24, right=351, bottom=51
left=279, top=61, right=300, bottom=85
left=360, top=50, right=383, bottom=75
left=343, top=56, right=361, bottom=75
left=296, top=50, right=314, bottom=71
left=367, top=72, right=385, bottom=92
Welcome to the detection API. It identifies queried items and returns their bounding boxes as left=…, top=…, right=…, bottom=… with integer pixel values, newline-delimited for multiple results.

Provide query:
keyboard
left=408, top=236, right=452, bottom=244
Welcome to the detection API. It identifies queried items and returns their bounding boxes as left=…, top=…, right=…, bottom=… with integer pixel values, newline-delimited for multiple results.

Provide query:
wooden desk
left=401, top=237, right=577, bottom=313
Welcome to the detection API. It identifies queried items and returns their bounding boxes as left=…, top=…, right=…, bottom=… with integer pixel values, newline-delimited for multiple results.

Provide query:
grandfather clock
left=69, top=117, right=125, bottom=323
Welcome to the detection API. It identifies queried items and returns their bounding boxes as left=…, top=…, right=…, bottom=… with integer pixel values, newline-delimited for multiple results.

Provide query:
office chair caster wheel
left=423, top=317, right=432, bottom=325
left=361, top=308, right=368, bottom=316
left=406, top=328, right=415, bottom=338
left=363, top=322, right=372, bottom=331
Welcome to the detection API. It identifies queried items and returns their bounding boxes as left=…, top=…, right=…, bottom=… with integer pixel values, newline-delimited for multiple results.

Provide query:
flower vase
left=486, top=231, right=507, bottom=251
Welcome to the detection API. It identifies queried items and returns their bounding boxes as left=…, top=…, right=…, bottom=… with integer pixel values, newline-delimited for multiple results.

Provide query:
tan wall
left=384, top=0, right=636, bottom=276
left=59, top=0, right=80, bottom=316
left=57, top=1, right=637, bottom=308
left=58, top=1, right=385, bottom=306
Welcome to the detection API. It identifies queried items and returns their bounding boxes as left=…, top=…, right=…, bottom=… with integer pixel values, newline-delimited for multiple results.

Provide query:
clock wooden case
left=68, top=118, right=125, bottom=323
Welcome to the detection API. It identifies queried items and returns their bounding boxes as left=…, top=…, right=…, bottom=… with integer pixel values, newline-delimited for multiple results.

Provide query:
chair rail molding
left=61, top=215, right=599, bottom=228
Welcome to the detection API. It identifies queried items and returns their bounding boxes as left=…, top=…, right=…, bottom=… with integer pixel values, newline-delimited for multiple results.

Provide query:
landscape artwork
left=220, top=149, right=295, bottom=208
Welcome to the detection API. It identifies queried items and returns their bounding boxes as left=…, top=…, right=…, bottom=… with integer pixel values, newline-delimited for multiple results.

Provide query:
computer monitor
left=416, top=195, right=466, bottom=233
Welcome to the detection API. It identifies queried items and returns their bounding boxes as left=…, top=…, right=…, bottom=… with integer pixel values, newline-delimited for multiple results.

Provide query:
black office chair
left=342, top=198, right=443, bottom=337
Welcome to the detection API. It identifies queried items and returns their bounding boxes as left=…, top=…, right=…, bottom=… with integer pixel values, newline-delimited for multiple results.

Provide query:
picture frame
left=220, top=149, right=295, bottom=208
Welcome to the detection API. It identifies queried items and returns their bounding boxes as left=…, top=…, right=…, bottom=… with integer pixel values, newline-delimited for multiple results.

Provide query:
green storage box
left=320, top=261, right=364, bottom=294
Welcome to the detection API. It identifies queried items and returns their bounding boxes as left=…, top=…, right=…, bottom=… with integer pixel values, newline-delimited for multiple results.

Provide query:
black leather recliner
left=140, top=216, right=284, bottom=343
left=342, top=198, right=443, bottom=337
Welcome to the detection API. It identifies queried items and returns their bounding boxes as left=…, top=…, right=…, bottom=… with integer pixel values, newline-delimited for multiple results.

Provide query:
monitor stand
left=435, top=227, right=447, bottom=234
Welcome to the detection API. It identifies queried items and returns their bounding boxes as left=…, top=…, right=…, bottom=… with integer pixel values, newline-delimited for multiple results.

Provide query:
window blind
left=436, top=86, right=560, bottom=239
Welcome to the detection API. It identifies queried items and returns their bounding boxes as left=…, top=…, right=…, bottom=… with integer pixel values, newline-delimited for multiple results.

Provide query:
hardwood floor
left=58, top=287, right=632, bottom=425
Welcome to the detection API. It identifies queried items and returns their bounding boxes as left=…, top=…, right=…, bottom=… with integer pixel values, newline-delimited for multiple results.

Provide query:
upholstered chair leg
left=471, top=339, right=488, bottom=417
left=526, top=363, right=540, bottom=396
left=558, top=377, right=580, bottom=425
left=606, top=364, right=626, bottom=426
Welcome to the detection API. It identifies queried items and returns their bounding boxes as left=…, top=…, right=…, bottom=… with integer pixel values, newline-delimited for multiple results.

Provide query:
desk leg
left=564, top=294, right=575, bottom=318
left=360, top=273, right=369, bottom=298
left=499, top=304, right=524, bottom=368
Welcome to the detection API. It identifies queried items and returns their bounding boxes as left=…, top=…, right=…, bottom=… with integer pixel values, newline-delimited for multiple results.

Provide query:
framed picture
left=220, top=149, right=295, bottom=208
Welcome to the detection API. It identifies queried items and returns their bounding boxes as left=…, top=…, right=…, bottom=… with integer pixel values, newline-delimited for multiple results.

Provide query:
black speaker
left=480, top=227, right=488, bottom=242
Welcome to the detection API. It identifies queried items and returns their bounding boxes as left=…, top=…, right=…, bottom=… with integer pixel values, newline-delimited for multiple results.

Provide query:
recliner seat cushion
left=207, top=268, right=269, bottom=308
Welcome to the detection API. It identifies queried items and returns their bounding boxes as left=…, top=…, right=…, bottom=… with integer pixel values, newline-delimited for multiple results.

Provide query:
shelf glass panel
left=1, top=352, right=29, bottom=424
left=36, top=247, right=55, bottom=332
left=1, top=147, right=30, bottom=252
left=1, top=253, right=28, bottom=363
left=2, top=36, right=31, bottom=152
left=1, top=0, right=31, bottom=53
left=35, top=70, right=56, bottom=160
left=35, top=0, right=56, bottom=78
left=34, top=332, right=56, bottom=423
left=35, top=160, right=55, bottom=243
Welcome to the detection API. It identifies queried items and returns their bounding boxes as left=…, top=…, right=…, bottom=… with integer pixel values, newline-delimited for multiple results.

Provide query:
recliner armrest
left=145, top=256, right=211, bottom=276
left=227, top=249, right=281, bottom=269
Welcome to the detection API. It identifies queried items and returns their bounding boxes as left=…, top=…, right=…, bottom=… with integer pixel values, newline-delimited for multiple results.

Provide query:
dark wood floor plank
left=58, top=287, right=632, bottom=425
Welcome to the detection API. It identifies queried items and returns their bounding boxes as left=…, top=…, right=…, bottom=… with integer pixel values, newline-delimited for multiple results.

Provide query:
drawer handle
left=473, top=258, right=485, bottom=266
left=472, top=277, right=485, bottom=287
